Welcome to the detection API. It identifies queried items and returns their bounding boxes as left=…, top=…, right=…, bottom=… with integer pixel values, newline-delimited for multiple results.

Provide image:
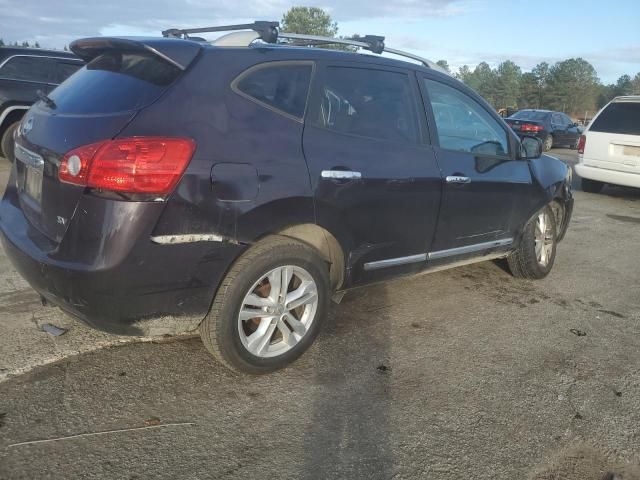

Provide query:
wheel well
left=275, top=224, right=345, bottom=290
left=0, top=108, right=26, bottom=138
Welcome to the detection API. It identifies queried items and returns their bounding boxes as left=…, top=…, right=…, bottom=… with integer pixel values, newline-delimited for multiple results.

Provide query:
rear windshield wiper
left=36, top=89, right=56, bottom=109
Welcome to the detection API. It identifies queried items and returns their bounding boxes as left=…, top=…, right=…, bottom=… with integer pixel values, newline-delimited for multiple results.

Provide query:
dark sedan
left=505, top=109, right=581, bottom=151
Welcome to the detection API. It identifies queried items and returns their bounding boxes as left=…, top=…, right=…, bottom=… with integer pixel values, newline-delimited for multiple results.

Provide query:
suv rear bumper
left=575, top=164, right=640, bottom=188
left=0, top=179, right=243, bottom=336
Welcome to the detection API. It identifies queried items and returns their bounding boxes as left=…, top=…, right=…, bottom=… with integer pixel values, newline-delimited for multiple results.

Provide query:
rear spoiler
left=69, top=37, right=203, bottom=71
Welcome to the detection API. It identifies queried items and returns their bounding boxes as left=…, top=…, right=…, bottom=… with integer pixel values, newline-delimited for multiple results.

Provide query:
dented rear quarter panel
left=120, top=48, right=315, bottom=246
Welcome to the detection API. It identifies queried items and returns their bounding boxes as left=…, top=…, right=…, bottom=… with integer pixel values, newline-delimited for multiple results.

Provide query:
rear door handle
left=321, top=170, right=362, bottom=180
left=446, top=175, right=471, bottom=184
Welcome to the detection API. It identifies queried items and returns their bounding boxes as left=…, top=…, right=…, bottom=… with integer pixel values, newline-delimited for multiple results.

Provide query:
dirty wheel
left=543, top=134, right=553, bottom=152
left=200, top=236, right=330, bottom=374
left=508, top=205, right=557, bottom=279
left=1, top=121, right=19, bottom=163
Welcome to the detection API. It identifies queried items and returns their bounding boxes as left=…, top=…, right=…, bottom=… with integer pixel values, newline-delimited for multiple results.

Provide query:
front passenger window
left=424, top=79, right=508, bottom=156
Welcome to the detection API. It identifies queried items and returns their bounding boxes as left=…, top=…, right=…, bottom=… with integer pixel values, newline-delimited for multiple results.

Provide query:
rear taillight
left=577, top=134, right=586, bottom=154
left=59, top=137, right=196, bottom=195
left=520, top=123, right=543, bottom=132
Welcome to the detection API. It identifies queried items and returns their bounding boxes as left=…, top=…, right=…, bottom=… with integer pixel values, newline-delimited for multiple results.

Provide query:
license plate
left=623, top=145, right=640, bottom=157
left=14, top=143, right=45, bottom=205
left=510, top=124, right=520, bottom=130
left=24, top=166, right=43, bottom=203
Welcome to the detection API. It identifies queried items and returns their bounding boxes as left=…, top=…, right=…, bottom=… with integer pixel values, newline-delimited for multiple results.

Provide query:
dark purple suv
left=0, top=25, right=573, bottom=373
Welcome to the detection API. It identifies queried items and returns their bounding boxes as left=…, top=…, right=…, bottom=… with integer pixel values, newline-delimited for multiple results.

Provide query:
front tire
left=1, top=121, right=19, bottom=163
left=581, top=177, right=604, bottom=193
left=508, top=205, right=557, bottom=279
left=200, top=236, right=330, bottom=374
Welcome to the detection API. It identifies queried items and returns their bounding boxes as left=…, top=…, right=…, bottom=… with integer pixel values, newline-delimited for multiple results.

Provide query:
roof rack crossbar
left=162, top=21, right=448, bottom=74
left=278, top=33, right=445, bottom=72
left=163, top=21, right=279, bottom=43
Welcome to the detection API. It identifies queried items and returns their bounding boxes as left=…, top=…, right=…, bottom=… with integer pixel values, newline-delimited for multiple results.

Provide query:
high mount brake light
left=59, top=137, right=196, bottom=195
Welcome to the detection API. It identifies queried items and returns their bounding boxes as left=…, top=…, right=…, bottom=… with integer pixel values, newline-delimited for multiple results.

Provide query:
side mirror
left=520, top=135, right=543, bottom=160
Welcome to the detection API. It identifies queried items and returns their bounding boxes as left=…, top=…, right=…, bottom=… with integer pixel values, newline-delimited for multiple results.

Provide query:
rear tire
left=1, top=121, right=19, bottom=163
left=581, top=177, right=604, bottom=193
left=200, top=236, right=330, bottom=374
left=543, top=135, right=553, bottom=152
left=508, top=205, right=557, bottom=279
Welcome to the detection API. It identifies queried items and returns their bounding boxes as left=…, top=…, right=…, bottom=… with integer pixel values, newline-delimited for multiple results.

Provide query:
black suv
left=0, top=47, right=83, bottom=162
left=505, top=109, right=582, bottom=151
left=0, top=24, right=573, bottom=373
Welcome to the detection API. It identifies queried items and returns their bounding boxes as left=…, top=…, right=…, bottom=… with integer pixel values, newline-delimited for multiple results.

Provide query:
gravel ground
left=0, top=150, right=639, bottom=479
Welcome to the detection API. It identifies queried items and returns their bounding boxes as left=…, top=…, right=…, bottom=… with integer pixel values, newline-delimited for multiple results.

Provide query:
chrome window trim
left=0, top=54, right=82, bottom=70
left=230, top=60, right=315, bottom=123
left=0, top=54, right=82, bottom=85
left=427, top=238, right=513, bottom=260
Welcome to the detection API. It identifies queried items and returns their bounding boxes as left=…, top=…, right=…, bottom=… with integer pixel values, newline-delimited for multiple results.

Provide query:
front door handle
left=321, top=170, right=362, bottom=180
left=446, top=175, right=471, bottom=184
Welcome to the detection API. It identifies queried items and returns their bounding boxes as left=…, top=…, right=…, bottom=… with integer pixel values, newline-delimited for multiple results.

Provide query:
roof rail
left=162, top=21, right=448, bottom=74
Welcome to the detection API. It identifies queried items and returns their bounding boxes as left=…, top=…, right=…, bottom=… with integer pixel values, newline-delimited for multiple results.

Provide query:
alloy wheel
left=238, top=265, right=319, bottom=358
left=534, top=211, right=554, bottom=267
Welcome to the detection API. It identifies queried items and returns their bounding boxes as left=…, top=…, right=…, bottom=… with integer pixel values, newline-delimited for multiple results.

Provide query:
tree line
left=437, top=58, right=640, bottom=118
left=281, top=7, right=640, bottom=119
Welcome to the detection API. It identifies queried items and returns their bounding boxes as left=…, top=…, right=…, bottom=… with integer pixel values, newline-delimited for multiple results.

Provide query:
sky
left=0, top=0, right=638, bottom=83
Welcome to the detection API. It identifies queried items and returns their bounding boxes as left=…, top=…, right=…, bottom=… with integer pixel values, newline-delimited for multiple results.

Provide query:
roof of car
left=613, top=95, right=640, bottom=103
left=0, top=46, right=80, bottom=61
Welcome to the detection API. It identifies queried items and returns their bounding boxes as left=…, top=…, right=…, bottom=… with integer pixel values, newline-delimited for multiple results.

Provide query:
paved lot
left=1, top=150, right=639, bottom=479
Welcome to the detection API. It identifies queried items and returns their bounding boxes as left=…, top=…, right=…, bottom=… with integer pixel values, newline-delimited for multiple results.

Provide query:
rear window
left=48, top=51, right=181, bottom=114
left=510, top=110, right=548, bottom=121
left=233, top=62, right=313, bottom=119
left=590, top=102, right=640, bottom=135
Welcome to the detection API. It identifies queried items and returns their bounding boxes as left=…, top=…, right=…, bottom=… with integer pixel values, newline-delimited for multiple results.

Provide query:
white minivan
left=576, top=96, right=640, bottom=193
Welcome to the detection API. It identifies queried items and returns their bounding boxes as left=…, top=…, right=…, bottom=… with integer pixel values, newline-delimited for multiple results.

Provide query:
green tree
left=614, top=74, right=632, bottom=96
left=455, top=65, right=473, bottom=83
left=281, top=7, right=338, bottom=37
left=21, top=41, right=30, bottom=47
left=472, top=62, right=498, bottom=106
left=436, top=60, right=450, bottom=73
left=632, top=73, right=640, bottom=94
left=531, top=62, right=551, bottom=108
left=494, top=60, right=521, bottom=108
left=546, top=58, right=599, bottom=114
left=0, top=39, right=4, bottom=47
left=34, top=41, right=41, bottom=48
left=518, top=72, right=540, bottom=108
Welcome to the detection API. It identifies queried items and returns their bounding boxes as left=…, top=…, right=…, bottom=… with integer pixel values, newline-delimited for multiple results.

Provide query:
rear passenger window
left=234, top=62, right=313, bottom=119
left=315, top=67, right=418, bottom=143
left=590, top=102, right=640, bottom=135
left=424, top=79, right=509, bottom=156
left=0, top=56, right=52, bottom=83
